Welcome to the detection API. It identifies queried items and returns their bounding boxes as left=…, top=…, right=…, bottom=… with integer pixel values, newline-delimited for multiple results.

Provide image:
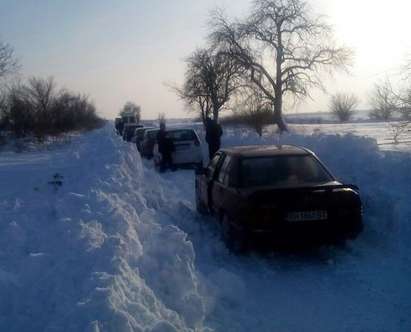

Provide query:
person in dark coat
left=205, top=118, right=223, bottom=160
left=156, top=122, right=174, bottom=172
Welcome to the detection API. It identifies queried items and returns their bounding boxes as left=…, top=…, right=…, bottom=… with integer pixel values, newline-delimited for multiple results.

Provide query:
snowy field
left=0, top=123, right=410, bottom=331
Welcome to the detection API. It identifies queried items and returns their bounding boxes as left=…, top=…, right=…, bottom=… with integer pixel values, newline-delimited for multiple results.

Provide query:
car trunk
left=239, top=182, right=361, bottom=236
left=172, top=140, right=200, bottom=164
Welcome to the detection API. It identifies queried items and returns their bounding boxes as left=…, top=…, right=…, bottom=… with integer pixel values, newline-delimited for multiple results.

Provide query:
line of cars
left=115, top=118, right=204, bottom=168
left=115, top=118, right=363, bottom=251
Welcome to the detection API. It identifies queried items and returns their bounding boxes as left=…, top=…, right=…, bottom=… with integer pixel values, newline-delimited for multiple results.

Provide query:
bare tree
left=398, top=88, right=411, bottom=120
left=369, top=81, right=396, bottom=121
left=330, top=93, right=358, bottom=122
left=210, top=0, right=352, bottom=131
left=176, top=48, right=242, bottom=125
left=390, top=121, right=410, bottom=144
left=26, top=77, right=56, bottom=112
left=233, top=86, right=273, bottom=136
left=0, top=42, right=19, bottom=79
left=120, top=101, right=141, bottom=123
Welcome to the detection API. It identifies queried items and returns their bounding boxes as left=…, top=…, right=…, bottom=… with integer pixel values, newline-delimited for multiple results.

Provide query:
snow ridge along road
left=0, top=124, right=410, bottom=331
left=0, top=126, right=206, bottom=332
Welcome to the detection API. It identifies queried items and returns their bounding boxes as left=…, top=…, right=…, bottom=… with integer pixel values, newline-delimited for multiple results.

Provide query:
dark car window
left=240, top=155, right=333, bottom=187
left=217, top=155, right=231, bottom=184
left=146, top=130, right=159, bottom=140
left=166, top=129, right=198, bottom=142
left=136, top=129, right=146, bottom=139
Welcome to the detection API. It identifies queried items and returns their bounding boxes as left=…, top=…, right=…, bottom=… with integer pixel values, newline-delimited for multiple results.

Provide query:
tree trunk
left=273, top=78, right=287, bottom=132
left=274, top=31, right=288, bottom=133
left=213, top=106, right=219, bottom=122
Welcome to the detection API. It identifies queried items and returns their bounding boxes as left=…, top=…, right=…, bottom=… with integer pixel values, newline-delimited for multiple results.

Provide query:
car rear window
left=166, top=130, right=198, bottom=142
left=240, top=155, right=333, bottom=187
left=137, top=128, right=153, bottom=139
left=146, top=130, right=159, bottom=139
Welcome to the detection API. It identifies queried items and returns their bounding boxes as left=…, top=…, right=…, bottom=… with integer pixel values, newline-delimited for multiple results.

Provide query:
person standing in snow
left=156, top=122, right=174, bottom=172
left=205, top=117, right=223, bottom=160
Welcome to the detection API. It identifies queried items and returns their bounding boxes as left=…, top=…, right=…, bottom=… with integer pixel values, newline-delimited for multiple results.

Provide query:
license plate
left=286, top=210, right=328, bottom=222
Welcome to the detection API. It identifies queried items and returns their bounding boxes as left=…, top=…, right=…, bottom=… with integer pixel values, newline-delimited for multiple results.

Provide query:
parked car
left=195, top=145, right=363, bottom=250
left=123, top=123, right=143, bottom=142
left=141, top=128, right=160, bottom=158
left=153, top=128, right=203, bottom=169
left=134, top=127, right=155, bottom=151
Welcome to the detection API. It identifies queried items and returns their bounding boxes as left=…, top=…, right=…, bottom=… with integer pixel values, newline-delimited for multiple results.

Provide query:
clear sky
left=1, top=0, right=410, bottom=119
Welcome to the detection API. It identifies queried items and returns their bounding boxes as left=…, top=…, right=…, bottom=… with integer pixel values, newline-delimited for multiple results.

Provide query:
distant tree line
left=0, top=40, right=104, bottom=140
left=330, top=76, right=411, bottom=123
left=0, top=77, right=104, bottom=139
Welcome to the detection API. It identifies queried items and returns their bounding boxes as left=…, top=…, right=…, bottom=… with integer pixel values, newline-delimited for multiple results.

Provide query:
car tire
left=221, top=214, right=247, bottom=254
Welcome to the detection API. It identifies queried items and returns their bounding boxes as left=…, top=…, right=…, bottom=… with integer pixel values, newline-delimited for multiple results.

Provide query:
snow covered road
left=0, top=124, right=410, bottom=331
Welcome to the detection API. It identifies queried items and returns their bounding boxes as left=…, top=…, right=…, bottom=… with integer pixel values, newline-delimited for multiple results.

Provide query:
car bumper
left=241, top=217, right=363, bottom=244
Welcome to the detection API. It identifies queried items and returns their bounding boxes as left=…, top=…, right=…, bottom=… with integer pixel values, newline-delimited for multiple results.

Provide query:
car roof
left=124, top=123, right=142, bottom=127
left=166, top=127, right=195, bottom=131
left=220, top=145, right=313, bottom=157
left=136, top=127, right=155, bottom=132
left=145, top=128, right=160, bottom=134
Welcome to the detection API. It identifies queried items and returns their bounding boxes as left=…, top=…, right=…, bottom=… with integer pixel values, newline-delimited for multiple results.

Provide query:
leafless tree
left=330, top=93, right=358, bottom=122
left=390, top=121, right=410, bottom=144
left=232, top=86, right=273, bottom=136
left=369, top=80, right=397, bottom=121
left=26, top=77, right=56, bottom=113
left=209, top=0, right=352, bottom=131
left=0, top=42, right=19, bottom=79
left=120, top=101, right=141, bottom=123
left=398, top=89, right=411, bottom=120
left=176, top=48, right=242, bottom=125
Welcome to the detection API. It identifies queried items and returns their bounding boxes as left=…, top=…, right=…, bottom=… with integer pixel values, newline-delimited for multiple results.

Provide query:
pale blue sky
left=1, top=0, right=410, bottom=119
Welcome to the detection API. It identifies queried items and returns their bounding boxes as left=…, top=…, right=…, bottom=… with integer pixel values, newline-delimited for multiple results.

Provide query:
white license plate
left=286, top=210, right=328, bottom=222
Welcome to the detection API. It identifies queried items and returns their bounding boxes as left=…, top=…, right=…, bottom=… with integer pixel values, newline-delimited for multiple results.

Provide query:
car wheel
left=221, top=214, right=247, bottom=254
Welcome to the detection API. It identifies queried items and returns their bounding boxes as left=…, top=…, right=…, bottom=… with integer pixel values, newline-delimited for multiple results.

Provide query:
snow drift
left=0, top=127, right=207, bottom=332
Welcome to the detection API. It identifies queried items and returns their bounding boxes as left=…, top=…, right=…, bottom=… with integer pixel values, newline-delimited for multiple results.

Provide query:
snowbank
left=0, top=126, right=207, bottom=332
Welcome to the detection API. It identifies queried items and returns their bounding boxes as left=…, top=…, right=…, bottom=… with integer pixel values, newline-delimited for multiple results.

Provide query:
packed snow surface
left=0, top=124, right=410, bottom=331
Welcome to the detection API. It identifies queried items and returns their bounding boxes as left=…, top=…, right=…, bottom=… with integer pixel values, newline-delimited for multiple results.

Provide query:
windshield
left=240, top=155, right=333, bottom=187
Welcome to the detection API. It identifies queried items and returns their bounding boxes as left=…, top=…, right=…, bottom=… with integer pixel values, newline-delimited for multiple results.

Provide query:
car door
left=199, top=152, right=224, bottom=210
left=210, top=154, right=232, bottom=214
